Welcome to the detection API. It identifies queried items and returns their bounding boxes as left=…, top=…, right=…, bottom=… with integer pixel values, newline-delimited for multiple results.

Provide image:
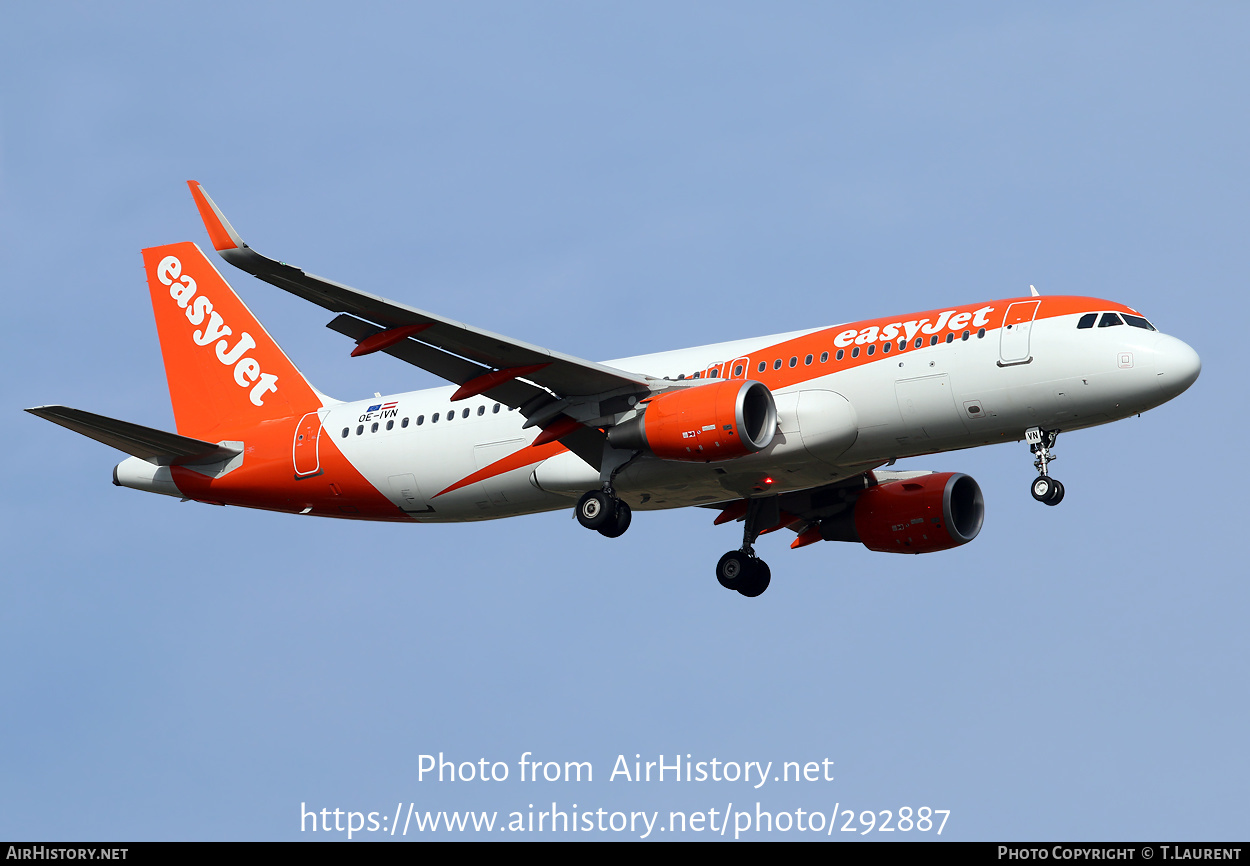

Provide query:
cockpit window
left=1098, top=313, right=1124, bottom=328
left=1077, top=313, right=1097, bottom=329
left=1122, top=314, right=1156, bottom=331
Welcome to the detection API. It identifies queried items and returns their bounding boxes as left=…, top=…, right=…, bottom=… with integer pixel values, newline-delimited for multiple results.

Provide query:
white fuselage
left=322, top=305, right=1199, bottom=522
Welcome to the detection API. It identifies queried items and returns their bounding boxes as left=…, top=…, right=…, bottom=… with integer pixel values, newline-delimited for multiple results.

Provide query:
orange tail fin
left=142, top=241, right=322, bottom=441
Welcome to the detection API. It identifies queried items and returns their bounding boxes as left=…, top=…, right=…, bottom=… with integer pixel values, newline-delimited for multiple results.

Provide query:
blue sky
left=2, top=2, right=1246, bottom=841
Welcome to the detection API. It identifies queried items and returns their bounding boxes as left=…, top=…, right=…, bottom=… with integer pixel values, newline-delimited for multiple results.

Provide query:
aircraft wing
left=25, top=406, right=240, bottom=466
left=187, top=181, right=655, bottom=406
left=705, top=465, right=910, bottom=544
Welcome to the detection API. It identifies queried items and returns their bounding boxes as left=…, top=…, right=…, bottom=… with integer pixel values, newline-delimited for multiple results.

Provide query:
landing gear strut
left=1026, top=427, right=1065, bottom=506
left=715, top=496, right=775, bottom=597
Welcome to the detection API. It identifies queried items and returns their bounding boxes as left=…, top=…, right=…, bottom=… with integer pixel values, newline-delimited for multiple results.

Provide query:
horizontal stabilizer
left=25, top=405, right=241, bottom=466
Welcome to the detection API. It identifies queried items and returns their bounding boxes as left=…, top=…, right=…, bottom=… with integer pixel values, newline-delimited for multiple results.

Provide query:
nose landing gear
left=1026, top=427, right=1065, bottom=506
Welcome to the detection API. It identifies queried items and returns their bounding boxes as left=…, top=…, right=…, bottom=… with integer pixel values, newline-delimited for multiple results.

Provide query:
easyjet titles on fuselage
left=831, top=304, right=997, bottom=348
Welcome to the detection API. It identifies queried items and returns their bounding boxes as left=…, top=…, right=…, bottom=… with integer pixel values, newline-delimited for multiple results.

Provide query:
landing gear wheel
left=598, top=500, right=632, bottom=538
left=716, top=551, right=750, bottom=591
left=715, top=552, right=771, bottom=597
left=1031, top=475, right=1064, bottom=505
left=737, top=559, right=771, bottom=598
left=576, top=490, right=613, bottom=530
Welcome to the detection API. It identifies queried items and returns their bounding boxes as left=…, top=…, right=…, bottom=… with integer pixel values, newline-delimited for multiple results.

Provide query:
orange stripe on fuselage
left=681, top=296, right=1134, bottom=390
left=170, top=413, right=408, bottom=521
left=435, top=439, right=567, bottom=498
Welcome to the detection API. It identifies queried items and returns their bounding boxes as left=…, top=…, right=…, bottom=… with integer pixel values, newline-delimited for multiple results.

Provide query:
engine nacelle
left=822, top=472, right=984, bottom=554
left=607, top=380, right=777, bottom=462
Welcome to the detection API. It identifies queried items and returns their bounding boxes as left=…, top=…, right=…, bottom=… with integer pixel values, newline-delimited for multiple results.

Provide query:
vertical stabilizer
left=141, top=241, right=322, bottom=441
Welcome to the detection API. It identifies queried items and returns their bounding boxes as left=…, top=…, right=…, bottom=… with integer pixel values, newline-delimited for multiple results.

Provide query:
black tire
left=576, top=490, right=613, bottom=530
left=1046, top=479, right=1065, bottom=506
left=716, top=551, right=750, bottom=590
left=598, top=500, right=633, bottom=538
left=738, top=560, right=771, bottom=598
left=1030, top=476, right=1056, bottom=503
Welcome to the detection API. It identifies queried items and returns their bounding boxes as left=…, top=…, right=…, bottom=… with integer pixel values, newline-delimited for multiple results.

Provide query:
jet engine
left=819, top=472, right=985, bottom=554
left=607, top=380, right=777, bottom=462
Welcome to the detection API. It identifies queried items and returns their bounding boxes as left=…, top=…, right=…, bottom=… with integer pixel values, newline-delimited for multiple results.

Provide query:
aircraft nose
left=1156, top=336, right=1201, bottom=400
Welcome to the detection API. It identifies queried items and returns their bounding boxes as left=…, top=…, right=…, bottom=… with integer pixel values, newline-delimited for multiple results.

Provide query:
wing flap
left=327, top=314, right=607, bottom=469
left=326, top=314, right=547, bottom=409
left=26, top=406, right=242, bottom=466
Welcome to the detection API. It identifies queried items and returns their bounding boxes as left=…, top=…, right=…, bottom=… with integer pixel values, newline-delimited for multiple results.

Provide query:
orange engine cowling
left=822, top=472, right=985, bottom=554
left=607, top=380, right=777, bottom=462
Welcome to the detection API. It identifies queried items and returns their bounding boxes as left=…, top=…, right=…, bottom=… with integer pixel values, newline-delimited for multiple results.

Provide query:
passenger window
left=867, top=344, right=875, bottom=356
left=693, top=372, right=701, bottom=379
left=341, top=428, right=349, bottom=438
left=1123, top=314, right=1156, bottom=331
left=977, top=328, right=986, bottom=338
left=432, top=413, right=439, bottom=423
left=493, top=404, right=501, bottom=413
left=356, top=425, right=363, bottom=435
left=882, top=342, right=891, bottom=354
left=417, top=415, right=425, bottom=425
left=930, top=335, right=938, bottom=346
left=851, top=347, right=860, bottom=358
left=789, top=356, right=798, bottom=368
left=386, top=420, right=394, bottom=430
left=773, top=359, right=782, bottom=370
left=734, top=364, right=744, bottom=377
left=1099, top=313, right=1124, bottom=328
left=915, top=338, right=923, bottom=348
left=477, top=405, right=485, bottom=416
left=805, top=354, right=813, bottom=365
left=1077, top=313, right=1097, bottom=329
left=402, top=417, right=409, bottom=428
left=371, top=422, right=379, bottom=433
left=757, top=361, right=766, bottom=373
left=820, top=351, right=829, bottom=363
left=836, top=349, right=844, bottom=361
left=462, top=408, right=470, bottom=418
left=962, top=330, right=970, bottom=341
left=945, top=333, right=953, bottom=343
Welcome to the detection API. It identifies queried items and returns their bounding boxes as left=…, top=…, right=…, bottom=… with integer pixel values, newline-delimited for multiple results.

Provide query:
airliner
left=27, top=181, right=1202, bottom=597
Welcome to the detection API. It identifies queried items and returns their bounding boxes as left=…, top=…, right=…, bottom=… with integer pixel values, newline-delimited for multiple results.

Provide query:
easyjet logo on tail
left=156, top=255, right=279, bottom=406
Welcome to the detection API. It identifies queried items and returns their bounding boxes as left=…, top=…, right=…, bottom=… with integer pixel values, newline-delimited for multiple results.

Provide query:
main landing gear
left=576, top=489, right=632, bottom=538
left=715, top=497, right=776, bottom=598
left=1026, top=427, right=1065, bottom=506
left=575, top=448, right=639, bottom=539
left=716, top=550, right=771, bottom=598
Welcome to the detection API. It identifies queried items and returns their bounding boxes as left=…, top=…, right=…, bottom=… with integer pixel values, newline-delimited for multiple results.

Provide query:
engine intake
left=821, top=472, right=985, bottom=554
left=607, top=380, right=777, bottom=462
